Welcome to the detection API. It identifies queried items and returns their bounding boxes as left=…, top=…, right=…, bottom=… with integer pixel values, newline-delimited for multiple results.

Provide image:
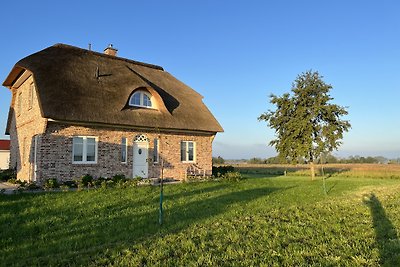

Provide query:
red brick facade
left=9, top=77, right=215, bottom=183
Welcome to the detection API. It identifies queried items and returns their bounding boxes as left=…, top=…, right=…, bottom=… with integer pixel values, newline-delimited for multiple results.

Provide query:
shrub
left=60, top=185, right=69, bottom=192
left=44, top=178, right=59, bottom=190
left=132, top=176, right=143, bottom=184
left=0, top=169, right=16, bottom=182
left=63, top=180, right=78, bottom=188
left=212, top=165, right=235, bottom=177
left=112, top=174, right=126, bottom=183
left=100, top=179, right=116, bottom=189
left=15, top=180, right=27, bottom=186
left=81, top=174, right=93, bottom=187
left=7, top=178, right=17, bottom=184
left=93, top=177, right=108, bottom=187
left=221, top=171, right=243, bottom=182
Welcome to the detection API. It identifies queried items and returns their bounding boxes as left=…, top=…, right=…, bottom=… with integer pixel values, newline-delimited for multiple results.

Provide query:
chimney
left=104, top=44, right=118, bottom=56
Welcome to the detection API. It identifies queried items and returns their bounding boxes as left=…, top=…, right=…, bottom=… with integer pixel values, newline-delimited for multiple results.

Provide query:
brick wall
left=8, top=75, right=217, bottom=183
left=35, top=122, right=215, bottom=183
left=8, top=75, right=47, bottom=182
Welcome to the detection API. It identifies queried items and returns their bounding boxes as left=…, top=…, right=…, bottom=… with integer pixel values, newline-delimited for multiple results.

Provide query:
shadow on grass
left=364, top=193, right=400, bottom=266
left=166, top=183, right=230, bottom=199
left=0, top=183, right=287, bottom=266
left=324, top=180, right=338, bottom=194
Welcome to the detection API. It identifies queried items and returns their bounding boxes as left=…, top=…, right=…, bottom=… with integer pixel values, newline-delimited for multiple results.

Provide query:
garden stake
left=159, top=173, right=163, bottom=225
left=159, top=136, right=164, bottom=226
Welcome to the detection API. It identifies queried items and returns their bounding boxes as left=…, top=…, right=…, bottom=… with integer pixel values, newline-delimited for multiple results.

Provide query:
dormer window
left=129, top=90, right=152, bottom=108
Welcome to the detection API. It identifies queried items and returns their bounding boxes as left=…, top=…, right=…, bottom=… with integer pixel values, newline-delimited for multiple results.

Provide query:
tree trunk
left=310, top=161, right=316, bottom=180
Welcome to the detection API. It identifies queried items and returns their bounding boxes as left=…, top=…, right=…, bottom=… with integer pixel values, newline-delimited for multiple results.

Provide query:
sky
left=0, top=1, right=399, bottom=159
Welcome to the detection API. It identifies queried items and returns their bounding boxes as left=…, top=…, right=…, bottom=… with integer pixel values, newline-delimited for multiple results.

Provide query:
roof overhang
left=2, top=66, right=29, bottom=88
left=47, top=118, right=220, bottom=136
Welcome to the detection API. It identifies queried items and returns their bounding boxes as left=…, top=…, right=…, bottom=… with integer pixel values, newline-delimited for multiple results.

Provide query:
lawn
left=1, top=174, right=400, bottom=266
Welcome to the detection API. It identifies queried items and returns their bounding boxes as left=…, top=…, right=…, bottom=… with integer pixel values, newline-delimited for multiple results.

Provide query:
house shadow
left=0, top=184, right=289, bottom=265
left=363, top=193, right=400, bottom=266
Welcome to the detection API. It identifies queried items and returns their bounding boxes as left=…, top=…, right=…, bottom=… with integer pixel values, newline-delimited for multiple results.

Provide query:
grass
left=1, top=174, right=400, bottom=266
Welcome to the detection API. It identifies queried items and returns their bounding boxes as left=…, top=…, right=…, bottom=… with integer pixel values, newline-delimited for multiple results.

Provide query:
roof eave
left=47, top=118, right=222, bottom=135
left=2, top=66, right=26, bottom=88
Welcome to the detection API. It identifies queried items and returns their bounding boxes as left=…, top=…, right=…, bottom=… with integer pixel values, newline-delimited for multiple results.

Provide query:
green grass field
left=1, top=174, right=400, bottom=266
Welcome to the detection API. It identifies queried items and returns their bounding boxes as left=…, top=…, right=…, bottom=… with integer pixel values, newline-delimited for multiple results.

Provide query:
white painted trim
left=153, top=138, right=159, bottom=163
left=72, top=136, right=98, bottom=164
left=133, top=138, right=149, bottom=178
left=181, top=141, right=196, bottom=163
left=121, top=137, right=128, bottom=163
left=128, top=90, right=155, bottom=108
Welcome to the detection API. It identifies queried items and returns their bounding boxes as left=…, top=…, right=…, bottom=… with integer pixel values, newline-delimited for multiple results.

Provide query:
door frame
left=132, top=135, right=149, bottom=178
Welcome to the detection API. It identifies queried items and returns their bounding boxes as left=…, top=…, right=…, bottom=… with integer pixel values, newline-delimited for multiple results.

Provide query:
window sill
left=72, top=162, right=98, bottom=165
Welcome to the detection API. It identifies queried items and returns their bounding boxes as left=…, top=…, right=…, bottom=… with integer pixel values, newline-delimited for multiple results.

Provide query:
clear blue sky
left=1, top=1, right=399, bottom=159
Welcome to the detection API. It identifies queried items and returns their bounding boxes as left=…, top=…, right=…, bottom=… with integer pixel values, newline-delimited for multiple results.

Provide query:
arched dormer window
left=129, top=90, right=153, bottom=108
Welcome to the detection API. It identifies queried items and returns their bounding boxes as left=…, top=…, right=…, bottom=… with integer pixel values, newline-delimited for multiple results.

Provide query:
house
left=0, top=140, right=10, bottom=170
left=2, top=44, right=223, bottom=183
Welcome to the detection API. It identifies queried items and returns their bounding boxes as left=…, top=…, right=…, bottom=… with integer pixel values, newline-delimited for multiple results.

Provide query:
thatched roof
left=3, top=44, right=223, bottom=133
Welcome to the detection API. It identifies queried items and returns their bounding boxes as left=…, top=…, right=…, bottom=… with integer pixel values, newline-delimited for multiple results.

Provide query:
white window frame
left=153, top=138, right=159, bottom=163
left=121, top=137, right=127, bottom=163
left=129, top=90, right=153, bottom=108
left=181, top=141, right=196, bottom=163
left=72, top=136, right=98, bottom=164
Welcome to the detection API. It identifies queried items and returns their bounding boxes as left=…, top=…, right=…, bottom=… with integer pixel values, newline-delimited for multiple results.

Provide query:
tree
left=258, top=70, right=351, bottom=180
left=248, top=157, right=264, bottom=164
left=212, top=156, right=225, bottom=165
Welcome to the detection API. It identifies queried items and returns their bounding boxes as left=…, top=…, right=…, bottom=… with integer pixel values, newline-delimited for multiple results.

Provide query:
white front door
left=133, top=141, right=148, bottom=178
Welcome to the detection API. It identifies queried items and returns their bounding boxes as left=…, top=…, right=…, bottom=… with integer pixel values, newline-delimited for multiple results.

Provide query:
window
left=121, top=137, right=127, bottom=163
left=181, top=141, right=195, bottom=162
left=153, top=138, right=159, bottom=163
left=18, top=92, right=22, bottom=116
left=129, top=91, right=152, bottom=108
left=72, top=136, right=98, bottom=163
left=28, top=83, right=34, bottom=110
left=22, top=137, right=27, bottom=165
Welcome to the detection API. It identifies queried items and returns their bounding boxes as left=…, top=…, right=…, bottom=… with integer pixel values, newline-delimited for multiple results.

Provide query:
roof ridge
left=52, top=43, right=164, bottom=71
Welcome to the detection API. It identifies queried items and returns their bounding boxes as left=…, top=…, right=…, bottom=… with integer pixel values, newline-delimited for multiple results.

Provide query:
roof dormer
left=129, top=90, right=154, bottom=109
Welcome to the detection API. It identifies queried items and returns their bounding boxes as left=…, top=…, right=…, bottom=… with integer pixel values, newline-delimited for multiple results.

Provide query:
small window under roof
left=129, top=90, right=153, bottom=108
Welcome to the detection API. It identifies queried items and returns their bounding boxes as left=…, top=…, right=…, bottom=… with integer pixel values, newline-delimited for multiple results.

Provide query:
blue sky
left=1, top=1, right=399, bottom=159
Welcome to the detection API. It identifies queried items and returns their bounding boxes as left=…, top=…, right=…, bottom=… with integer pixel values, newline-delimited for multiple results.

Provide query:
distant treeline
left=213, top=155, right=400, bottom=165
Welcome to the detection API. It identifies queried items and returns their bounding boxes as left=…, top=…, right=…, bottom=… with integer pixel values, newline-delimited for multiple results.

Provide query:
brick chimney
left=104, top=44, right=118, bottom=56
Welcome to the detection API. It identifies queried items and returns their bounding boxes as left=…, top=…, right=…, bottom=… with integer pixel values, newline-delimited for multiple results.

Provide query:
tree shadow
left=324, top=180, right=338, bottom=194
left=363, top=193, right=400, bottom=266
left=166, top=183, right=230, bottom=199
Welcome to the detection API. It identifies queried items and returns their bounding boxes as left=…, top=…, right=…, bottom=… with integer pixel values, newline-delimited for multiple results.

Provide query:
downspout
left=33, top=135, right=38, bottom=182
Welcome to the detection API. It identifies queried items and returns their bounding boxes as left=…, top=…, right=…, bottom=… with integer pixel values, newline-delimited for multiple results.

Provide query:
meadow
left=235, top=163, right=400, bottom=179
left=1, top=166, right=400, bottom=266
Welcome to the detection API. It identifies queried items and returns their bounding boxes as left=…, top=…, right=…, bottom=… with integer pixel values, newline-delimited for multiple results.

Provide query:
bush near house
left=212, top=165, right=235, bottom=177
left=0, top=169, right=16, bottom=182
left=43, top=178, right=59, bottom=190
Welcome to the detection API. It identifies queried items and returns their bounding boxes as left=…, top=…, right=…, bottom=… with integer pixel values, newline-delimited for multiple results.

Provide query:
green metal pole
left=159, top=157, right=164, bottom=225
